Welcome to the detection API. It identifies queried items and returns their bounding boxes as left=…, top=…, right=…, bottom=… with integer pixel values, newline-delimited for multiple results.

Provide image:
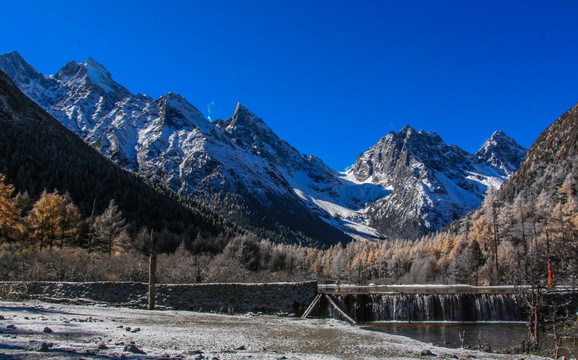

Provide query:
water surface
left=363, top=322, right=530, bottom=351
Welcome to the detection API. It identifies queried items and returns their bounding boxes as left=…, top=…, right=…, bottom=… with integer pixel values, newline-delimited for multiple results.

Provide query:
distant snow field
left=0, top=300, right=545, bottom=359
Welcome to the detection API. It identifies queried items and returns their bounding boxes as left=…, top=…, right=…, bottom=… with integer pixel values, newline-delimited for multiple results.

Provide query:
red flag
left=547, top=259, right=554, bottom=289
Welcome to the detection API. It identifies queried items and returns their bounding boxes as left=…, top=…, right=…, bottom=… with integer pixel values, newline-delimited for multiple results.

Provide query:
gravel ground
left=0, top=300, right=546, bottom=360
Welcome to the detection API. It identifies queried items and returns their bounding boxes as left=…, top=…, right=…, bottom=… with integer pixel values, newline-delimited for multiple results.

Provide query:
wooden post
left=302, top=293, right=322, bottom=319
left=148, top=230, right=156, bottom=310
left=325, top=294, right=357, bottom=325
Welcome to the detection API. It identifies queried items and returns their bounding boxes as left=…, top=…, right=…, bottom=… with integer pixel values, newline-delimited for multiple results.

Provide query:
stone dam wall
left=0, top=281, right=318, bottom=316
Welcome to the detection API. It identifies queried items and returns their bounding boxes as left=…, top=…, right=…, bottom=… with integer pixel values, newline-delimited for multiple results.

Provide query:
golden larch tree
left=27, top=191, right=82, bottom=249
left=0, top=174, right=22, bottom=241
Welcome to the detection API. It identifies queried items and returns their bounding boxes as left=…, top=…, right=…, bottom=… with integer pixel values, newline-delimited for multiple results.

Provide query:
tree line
left=2, top=170, right=575, bottom=287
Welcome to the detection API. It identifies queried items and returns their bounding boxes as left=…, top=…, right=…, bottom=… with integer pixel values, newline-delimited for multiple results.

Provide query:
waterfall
left=328, top=293, right=526, bottom=322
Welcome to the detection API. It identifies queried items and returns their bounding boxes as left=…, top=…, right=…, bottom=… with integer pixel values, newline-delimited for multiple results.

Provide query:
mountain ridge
left=0, top=51, right=527, bottom=243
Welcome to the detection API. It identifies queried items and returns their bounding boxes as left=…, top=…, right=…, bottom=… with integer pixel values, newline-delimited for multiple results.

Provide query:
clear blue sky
left=2, top=0, right=577, bottom=170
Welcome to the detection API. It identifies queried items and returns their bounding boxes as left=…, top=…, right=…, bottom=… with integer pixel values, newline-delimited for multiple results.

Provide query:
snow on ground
left=0, top=300, right=546, bottom=360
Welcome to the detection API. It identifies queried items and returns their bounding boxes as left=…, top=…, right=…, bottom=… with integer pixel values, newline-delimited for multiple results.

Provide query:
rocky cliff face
left=475, top=130, right=527, bottom=177
left=348, top=125, right=526, bottom=238
left=0, top=51, right=527, bottom=242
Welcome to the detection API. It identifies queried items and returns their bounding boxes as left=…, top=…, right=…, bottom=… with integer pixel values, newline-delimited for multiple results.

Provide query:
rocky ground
left=0, top=300, right=546, bottom=360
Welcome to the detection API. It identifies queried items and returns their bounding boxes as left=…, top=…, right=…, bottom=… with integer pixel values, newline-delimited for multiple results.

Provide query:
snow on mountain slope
left=0, top=51, right=526, bottom=242
left=475, top=130, right=527, bottom=176
left=348, top=125, right=527, bottom=239
left=217, top=103, right=390, bottom=240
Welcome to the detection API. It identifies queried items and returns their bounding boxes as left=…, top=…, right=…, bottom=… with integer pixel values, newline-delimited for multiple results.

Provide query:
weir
left=311, top=285, right=529, bottom=323
left=328, top=293, right=526, bottom=322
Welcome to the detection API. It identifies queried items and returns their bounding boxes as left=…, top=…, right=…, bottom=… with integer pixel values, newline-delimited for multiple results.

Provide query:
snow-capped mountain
left=0, top=52, right=353, bottom=246
left=0, top=51, right=527, bottom=242
left=474, top=130, right=527, bottom=177
left=348, top=125, right=526, bottom=239
left=214, top=104, right=390, bottom=240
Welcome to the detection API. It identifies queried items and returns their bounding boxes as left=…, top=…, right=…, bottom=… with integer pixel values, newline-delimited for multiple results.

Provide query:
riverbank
left=0, top=300, right=547, bottom=360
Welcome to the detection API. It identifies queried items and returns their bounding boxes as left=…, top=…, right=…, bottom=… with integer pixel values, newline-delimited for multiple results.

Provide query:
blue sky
left=2, top=0, right=577, bottom=170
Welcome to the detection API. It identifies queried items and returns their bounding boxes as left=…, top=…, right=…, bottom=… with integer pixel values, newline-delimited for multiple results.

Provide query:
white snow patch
left=84, top=59, right=114, bottom=93
left=287, top=169, right=390, bottom=240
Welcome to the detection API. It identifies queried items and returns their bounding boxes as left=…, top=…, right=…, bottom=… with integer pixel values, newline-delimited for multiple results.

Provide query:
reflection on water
left=363, top=322, right=530, bottom=351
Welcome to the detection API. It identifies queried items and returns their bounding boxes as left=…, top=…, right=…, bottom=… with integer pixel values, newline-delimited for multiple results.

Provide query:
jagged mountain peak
left=475, top=129, right=527, bottom=176
left=406, top=126, right=442, bottom=143
left=373, top=126, right=455, bottom=168
left=481, top=130, right=516, bottom=148
left=397, top=124, right=422, bottom=142
left=229, top=102, right=264, bottom=128
left=222, top=102, right=304, bottom=168
left=377, top=126, right=409, bottom=145
left=398, top=124, right=431, bottom=136
left=357, top=125, right=465, bottom=177
left=83, top=57, right=113, bottom=83
left=490, top=129, right=506, bottom=138
left=222, top=102, right=285, bottom=152
left=1, top=51, right=26, bottom=63
left=81, top=58, right=128, bottom=95
left=85, top=56, right=102, bottom=66
left=54, top=60, right=82, bottom=78
left=162, top=91, right=189, bottom=103
left=400, top=124, right=415, bottom=133
left=0, top=52, right=37, bottom=77
left=0, top=51, right=47, bottom=88
left=157, top=91, right=208, bottom=129
left=49, top=57, right=130, bottom=98
left=381, top=125, right=444, bottom=146
left=479, top=129, right=510, bottom=145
